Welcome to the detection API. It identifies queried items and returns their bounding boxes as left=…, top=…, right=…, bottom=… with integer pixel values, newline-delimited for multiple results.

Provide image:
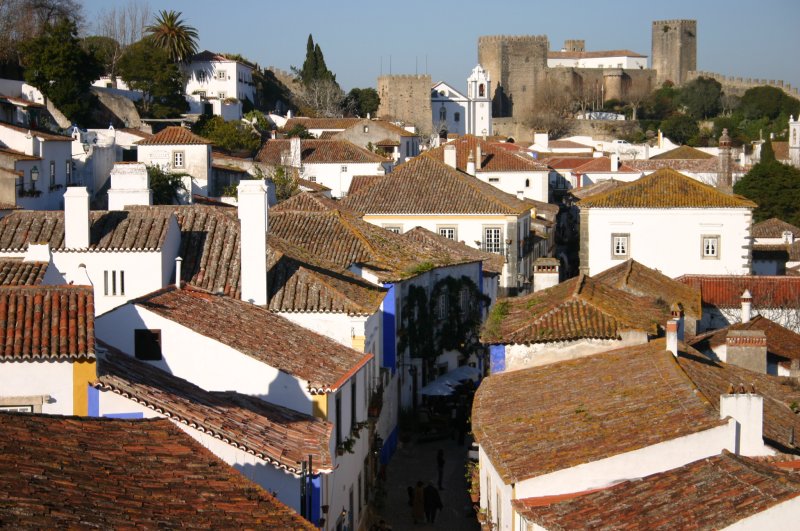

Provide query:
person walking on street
left=436, top=449, right=445, bottom=490
left=412, top=481, right=425, bottom=524
left=423, top=482, right=443, bottom=524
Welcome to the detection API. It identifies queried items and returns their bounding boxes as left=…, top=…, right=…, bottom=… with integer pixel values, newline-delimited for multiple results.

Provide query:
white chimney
left=610, top=153, right=619, bottom=172
left=24, top=242, right=50, bottom=263
left=741, top=290, right=752, bottom=323
left=238, top=180, right=268, bottom=305
left=175, top=257, right=183, bottom=289
left=476, top=144, right=482, bottom=170
left=720, top=390, right=768, bottom=456
left=64, top=187, right=90, bottom=249
left=534, top=132, right=548, bottom=150
left=670, top=303, right=685, bottom=341
left=289, top=137, right=302, bottom=169
left=466, top=151, right=476, bottom=176
left=444, top=144, right=457, bottom=168
left=516, top=191, right=524, bottom=200
left=666, top=318, right=679, bottom=356
left=107, top=162, right=152, bottom=211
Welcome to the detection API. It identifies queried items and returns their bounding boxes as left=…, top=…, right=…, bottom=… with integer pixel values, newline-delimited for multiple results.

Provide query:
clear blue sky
left=81, top=0, right=800, bottom=93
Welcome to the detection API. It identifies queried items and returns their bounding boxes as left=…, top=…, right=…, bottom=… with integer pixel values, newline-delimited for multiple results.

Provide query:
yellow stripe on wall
left=72, top=359, right=96, bottom=416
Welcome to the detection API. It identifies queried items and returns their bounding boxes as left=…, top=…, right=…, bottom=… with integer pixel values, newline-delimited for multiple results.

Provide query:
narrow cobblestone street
left=376, top=434, right=480, bottom=531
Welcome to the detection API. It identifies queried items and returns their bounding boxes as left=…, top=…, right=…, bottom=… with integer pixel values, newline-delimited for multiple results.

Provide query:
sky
left=80, top=0, right=800, bottom=93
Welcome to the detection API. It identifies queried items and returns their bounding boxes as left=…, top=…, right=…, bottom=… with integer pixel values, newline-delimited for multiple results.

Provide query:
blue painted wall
left=489, top=344, right=506, bottom=374
left=382, top=283, right=396, bottom=375
left=87, top=385, right=99, bottom=417
left=380, top=425, right=398, bottom=465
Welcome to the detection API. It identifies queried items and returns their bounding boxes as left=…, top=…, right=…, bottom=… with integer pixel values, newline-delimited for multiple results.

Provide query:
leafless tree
left=527, top=78, right=573, bottom=139
left=294, top=78, right=344, bottom=118
left=93, top=0, right=150, bottom=83
left=625, top=83, right=651, bottom=121
left=720, top=93, right=741, bottom=117
left=0, top=0, right=83, bottom=65
left=570, top=81, right=594, bottom=117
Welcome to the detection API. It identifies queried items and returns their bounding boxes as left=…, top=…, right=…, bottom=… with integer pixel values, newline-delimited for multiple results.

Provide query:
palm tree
left=145, top=10, right=198, bottom=63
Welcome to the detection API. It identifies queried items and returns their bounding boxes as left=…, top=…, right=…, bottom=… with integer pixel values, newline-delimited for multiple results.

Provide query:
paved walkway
left=376, top=433, right=479, bottom=531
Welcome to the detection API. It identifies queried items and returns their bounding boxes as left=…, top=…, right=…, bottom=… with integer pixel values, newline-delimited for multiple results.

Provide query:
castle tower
left=651, top=20, right=697, bottom=86
left=790, top=115, right=800, bottom=168
left=563, top=40, right=585, bottom=52
left=467, top=64, right=492, bottom=137
left=377, top=74, right=433, bottom=135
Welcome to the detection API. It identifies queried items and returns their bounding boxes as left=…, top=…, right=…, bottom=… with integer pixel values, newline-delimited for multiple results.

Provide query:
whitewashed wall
left=302, top=162, right=384, bottom=198
left=477, top=170, right=550, bottom=203
left=0, top=361, right=74, bottom=414
left=502, top=332, right=648, bottom=371
left=138, top=143, right=210, bottom=195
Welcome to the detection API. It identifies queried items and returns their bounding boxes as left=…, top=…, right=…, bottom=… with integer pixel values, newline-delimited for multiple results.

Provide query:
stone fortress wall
left=685, top=71, right=800, bottom=99
left=377, top=74, right=433, bottom=134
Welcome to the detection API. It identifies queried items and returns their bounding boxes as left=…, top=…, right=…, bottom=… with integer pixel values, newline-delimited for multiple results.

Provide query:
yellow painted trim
left=351, top=335, right=366, bottom=352
left=72, top=359, right=96, bottom=416
left=312, top=394, right=328, bottom=420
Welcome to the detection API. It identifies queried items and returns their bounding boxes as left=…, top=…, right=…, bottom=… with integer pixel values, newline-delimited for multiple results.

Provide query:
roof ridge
left=623, top=259, right=634, bottom=287
left=439, top=154, right=528, bottom=213
left=293, top=263, right=373, bottom=315
left=334, top=209, right=382, bottom=259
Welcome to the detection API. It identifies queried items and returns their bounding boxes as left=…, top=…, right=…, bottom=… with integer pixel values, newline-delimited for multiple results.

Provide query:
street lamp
left=30, top=166, right=39, bottom=189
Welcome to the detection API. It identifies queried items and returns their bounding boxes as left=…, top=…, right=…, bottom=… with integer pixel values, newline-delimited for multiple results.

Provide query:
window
left=436, top=292, right=448, bottom=320
left=173, top=151, right=185, bottom=169
left=484, top=227, right=502, bottom=253
left=335, top=393, right=342, bottom=447
left=488, top=177, right=499, bottom=183
left=103, top=270, right=125, bottom=296
left=218, top=91, right=226, bottom=99
left=525, top=178, right=530, bottom=188
left=438, top=227, right=457, bottom=240
left=439, top=107, right=446, bottom=121
left=0, top=405, right=33, bottom=412
left=702, top=235, right=720, bottom=259
left=307, top=175, right=316, bottom=182
left=49, top=160, right=55, bottom=187
left=454, top=112, right=460, bottom=123
left=363, top=125, right=369, bottom=133
left=611, top=234, right=629, bottom=258
left=0, top=395, right=48, bottom=413
left=134, top=329, right=162, bottom=361
left=65, top=160, right=71, bottom=185
left=197, top=90, right=206, bottom=98
left=460, top=287, right=470, bottom=312
left=341, top=165, right=347, bottom=173
left=617, top=63, right=623, bottom=68
left=383, top=225, right=402, bottom=234
left=479, top=83, right=485, bottom=97
left=216, top=70, right=226, bottom=80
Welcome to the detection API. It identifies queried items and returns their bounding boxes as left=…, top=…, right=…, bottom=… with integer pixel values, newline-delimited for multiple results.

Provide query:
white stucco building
left=184, top=50, right=255, bottom=120
left=431, top=64, right=492, bottom=137
left=578, top=168, right=756, bottom=277
left=136, top=126, right=212, bottom=197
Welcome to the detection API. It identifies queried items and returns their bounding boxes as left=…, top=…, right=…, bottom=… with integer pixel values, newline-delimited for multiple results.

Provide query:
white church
left=431, top=65, right=492, bottom=137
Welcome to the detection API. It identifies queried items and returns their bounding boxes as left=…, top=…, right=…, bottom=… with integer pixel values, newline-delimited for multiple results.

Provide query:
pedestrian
left=436, top=449, right=445, bottom=489
left=423, top=481, right=443, bottom=523
left=412, top=480, right=425, bottom=524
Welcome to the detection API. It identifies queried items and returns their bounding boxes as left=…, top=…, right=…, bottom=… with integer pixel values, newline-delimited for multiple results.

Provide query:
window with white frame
left=702, top=235, right=720, bottom=259
left=438, top=226, right=457, bottom=240
left=0, top=404, right=33, bottom=412
left=484, top=227, right=502, bottom=253
left=611, top=233, right=629, bottom=258
left=341, top=165, right=348, bottom=173
left=103, top=270, right=125, bottom=296
left=436, top=290, right=448, bottom=320
left=218, top=91, right=226, bottom=99
left=172, top=151, right=185, bottom=169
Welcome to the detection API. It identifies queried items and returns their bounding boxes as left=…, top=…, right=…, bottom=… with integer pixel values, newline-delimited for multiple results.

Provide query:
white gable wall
left=302, top=162, right=385, bottom=198
left=0, top=360, right=74, bottom=414
left=138, top=143, right=211, bottom=196
left=478, top=170, right=549, bottom=203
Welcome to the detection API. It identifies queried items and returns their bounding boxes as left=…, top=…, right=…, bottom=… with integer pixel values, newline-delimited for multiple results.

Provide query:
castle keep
left=377, top=74, right=433, bottom=134
left=652, top=19, right=697, bottom=86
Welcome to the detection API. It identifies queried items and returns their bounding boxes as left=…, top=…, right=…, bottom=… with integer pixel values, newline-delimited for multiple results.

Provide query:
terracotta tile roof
left=472, top=340, right=725, bottom=483
left=514, top=452, right=800, bottom=529
left=95, top=347, right=333, bottom=473
left=341, top=154, right=534, bottom=215
left=568, top=178, right=626, bottom=200
left=374, top=138, right=400, bottom=146
left=271, top=191, right=346, bottom=213
left=689, top=315, right=800, bottom=362
left=0, top=209, right=174, bottom=252
left=0, top=413, right=315, bottom=529
left=650, top=145, right=715, bottom=160
left=626, top=157, right=744, bottom=174
left=402, top=226, right=504, bottom=275
left=677, top=348, right=800, bottom=452
left=268, top=235, right=387, bottom=315
left=427, top=135, right=549, bottom=172
left=296, top=178, right=330, bottom=193
left=136, top=126, right=212, bottom=145
left=348, top=174, right=381, bottom=195
left=284, top=117, right=362, bottom=131
left=754, top=241, right=800, bottom=262
left=189, top=50, right=255, bottom=68
left=481, top=274, right=669, bottom=344
left=773, top=141, right=790, bottom=161
left=593, top=259, right=702, bottom=318
left=548, top=49, right=647, bottom=59
left=578, top=168, right=757, bottom=208
left=571, top=156, right=640, bottom=173
left=256, top=138, right=387, bottom=164
left=0, top=260, right=47, bottom=286
left=0, top=285, right=94, bottom=362
left=0, top=146, right=40, bottom=161
left=0, top=121, right=72, bottom=141
left=270, top=208, right=475, bottom=282
left=548, top=139, right=593, bottom=150
left=318, top=131, right=338, bottom=139
left=546, top=156, right=595, bottom=169
left=132, top=285, right=372, bottom=392
left=753, top=218, right=800, bottom=239
left=676, top=275, right=800, bottom=308
left=211, top=162, right=248, bottom=173
left=339, top=119, right=418, bottom=138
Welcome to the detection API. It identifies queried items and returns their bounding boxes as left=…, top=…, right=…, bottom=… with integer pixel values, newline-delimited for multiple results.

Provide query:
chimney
left=725, top=330, right=767, bottom=374
left=741, top=289, right=752, bottom=323
left=237, top=180, right=268, bottom=305
left=64, top=187, right=90, bottom=249
left=107, top=162, right=152, bottom=211
left=533, top=258, right=560, bottom=292
left=717, top=128, right=733, bottom=193
left=475, top=144, right=482, bottom=170
left=534, top=132, right=548, bottom=150
left=720, top=389, right=766, bottom=456
left=444, top=144, right=457, bottom=168
left=610, top=153, right=619, bottom=172
left=289, top=137, right=302, bottom=169
left=466, top=151, right=476, bottom=176
left=175, top=257, right=183, bottom=289
left=516, top=191, right=524, bottom=200
left=670, top=303, right=685, bottom=341
left=666, top=319, right=679, bottom=356
left=24, top=242, right=50, bottom=263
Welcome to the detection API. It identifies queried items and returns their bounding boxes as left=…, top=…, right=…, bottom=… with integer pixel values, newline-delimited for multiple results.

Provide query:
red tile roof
left=284, top=117, right=363, bottom=131
left=428, top=135, right=549, bottom=172
left=626, top=157, right=744, bottom=174
left=593, top=259, right=702, bottom=318
left=0, top=209, right=175, bottom=252
left=578, top=168, right=757, bottom=208
left=481, top=274, right=669, bottom=344
left=136, top=126, right=212, bottom=145
left=0, top=285, right=94, bottom=361
left=548, top=49, right=647, bottom=59
left=271, top=191, right=347, bottom=213
left=348, top=174, right=381, bottom=195
left=753, top=218, right=800, bottom=239
left=571, top=156, right=640, bottom=174
left=95, top=347, right=333, bottom=473
left=689, top=315, right=800, bottom=362
left=297, top=177, right=331, bottom=192
left=472, top=340, right=725, bottom=483
left=256, top=139, right=387, bottom=164
left=545, top=156, right=595, bottom=169
left=650, top=145, right=715, bottom=160
left=548, top=139, right=593, bottom=150
left=341, top=154, right=534, bottom=215
left=402, top=226, right=504, bottom=275
left=0, top=413, right=315, bottom=529
left=131, top=285, right=372, bottom=392
left=0, top=260, right=47, bottom=286
left=567, top=178, right=626, bottom=200
left=0, top=121, right=72, bottom=141
left=515, top=452, right=800, bottom=529
left=676, top=275, right=800, bottom=308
